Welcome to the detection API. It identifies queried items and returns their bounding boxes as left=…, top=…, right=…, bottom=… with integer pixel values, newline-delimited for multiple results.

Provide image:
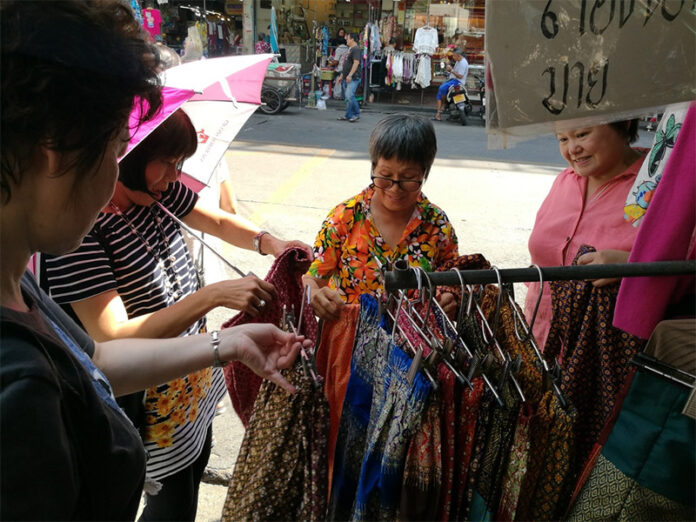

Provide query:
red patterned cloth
left=436, top=364, right=457, bottom=521
left=452, top=378, right=484, bottom=520
left=399, top=391, right=442, bottom=521
left=545, top=245, right=645, bottom=478
left=221, top=247, right=318, bottom=427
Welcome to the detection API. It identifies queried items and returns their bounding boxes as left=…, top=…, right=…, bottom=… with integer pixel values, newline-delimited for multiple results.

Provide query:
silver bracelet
left=253, top=230, right=269, bottom=256
left=210, top=330, right=226, bottom=368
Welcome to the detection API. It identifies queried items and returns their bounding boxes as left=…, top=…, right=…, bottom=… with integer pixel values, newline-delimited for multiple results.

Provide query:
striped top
left=43, top=181, right=226, bottom=481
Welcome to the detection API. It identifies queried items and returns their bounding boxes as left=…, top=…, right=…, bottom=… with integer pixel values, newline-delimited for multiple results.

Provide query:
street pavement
left=139, top=100, right=655, bottom=521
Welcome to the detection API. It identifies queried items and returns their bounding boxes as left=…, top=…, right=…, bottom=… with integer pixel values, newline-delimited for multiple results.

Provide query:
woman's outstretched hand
left=220, top=323, right=307, bottom=394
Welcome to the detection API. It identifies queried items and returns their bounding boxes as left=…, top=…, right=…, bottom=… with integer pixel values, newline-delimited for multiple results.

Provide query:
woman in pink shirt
left=525, top=121, right=647, bottom=348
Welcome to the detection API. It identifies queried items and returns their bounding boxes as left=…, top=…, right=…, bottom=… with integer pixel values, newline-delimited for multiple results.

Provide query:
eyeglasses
left=160, top=158, right=184, bottom=175
left=370, top=173, right=424, bottom=192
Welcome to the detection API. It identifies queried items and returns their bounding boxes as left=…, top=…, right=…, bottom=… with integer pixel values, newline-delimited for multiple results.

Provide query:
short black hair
left=118, top=109, right=197, bottom=194
left=609, top=119, right=639, bottom=144
left=369, top=114, right=437, bottom=178
left=347, top=32, right=359, bottom=42
left=1, top=0, right=162, bottom=203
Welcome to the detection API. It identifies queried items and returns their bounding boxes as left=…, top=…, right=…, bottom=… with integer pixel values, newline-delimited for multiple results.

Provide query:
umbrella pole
left=155, top=202, right=248, bottom=279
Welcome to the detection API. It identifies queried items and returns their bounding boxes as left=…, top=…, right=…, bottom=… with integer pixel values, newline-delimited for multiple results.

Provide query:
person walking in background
left=336, top=32, right=362, bottom=123
left=433, top=47, right=468, bottom=121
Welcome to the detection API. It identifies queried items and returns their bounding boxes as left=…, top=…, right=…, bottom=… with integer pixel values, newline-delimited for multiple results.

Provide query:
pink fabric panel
left=124, top=86, right=195, bottom=157
left=193, top=59, right=270, bottom=105
left=180, top=172, right=208, bottom=193
left=525, top=154, right=645, bottom=348
left=614, top=103, right=696, bottom=339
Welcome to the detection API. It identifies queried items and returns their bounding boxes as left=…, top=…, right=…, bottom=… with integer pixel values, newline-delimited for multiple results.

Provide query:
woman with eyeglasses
left=303, top=113, right=459, bottom=321
left=41, top=108, right=310, bottom=520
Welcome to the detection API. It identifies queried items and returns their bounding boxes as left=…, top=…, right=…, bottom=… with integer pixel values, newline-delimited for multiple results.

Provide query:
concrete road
left=138, top=103, right=655, bottom=520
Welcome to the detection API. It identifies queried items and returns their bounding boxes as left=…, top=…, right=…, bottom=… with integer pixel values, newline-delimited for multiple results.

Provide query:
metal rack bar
left=384, top=260, right=696, bottom=293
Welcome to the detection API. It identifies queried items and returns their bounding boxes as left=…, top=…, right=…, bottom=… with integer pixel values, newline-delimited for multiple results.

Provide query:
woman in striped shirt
left=43, top=109, right=309, bottom=521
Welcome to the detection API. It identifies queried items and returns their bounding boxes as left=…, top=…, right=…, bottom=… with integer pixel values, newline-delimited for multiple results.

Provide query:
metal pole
left=155, top=202, right=247, bottom=278
left=384, top=260, right=696, bottom=294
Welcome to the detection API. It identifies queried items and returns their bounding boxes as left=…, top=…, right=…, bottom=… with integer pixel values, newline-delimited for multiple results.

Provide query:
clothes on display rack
left=380, top=15, right=397, bottom=46
left=222, top=357, right=330, bottom=522
left=615, top=103, right=696, bottom=340
left=315, top=304, right=361, bottom=492
left=413, top=26, right=439, bottom=55
left=221, top=247, right=318, bottom=427
left=545, top=245, right=645, bottom=482
left=328, top=295, right=391, bottom=521
left=567, top=318, right=695, bottom=520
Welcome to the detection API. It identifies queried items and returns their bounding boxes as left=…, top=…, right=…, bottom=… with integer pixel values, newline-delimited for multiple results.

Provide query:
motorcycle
left=442, top=82, right=473, bottom=126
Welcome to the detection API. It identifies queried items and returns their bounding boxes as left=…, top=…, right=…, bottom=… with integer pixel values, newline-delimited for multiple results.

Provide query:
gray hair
left=368, top=114, right=437, bottom=178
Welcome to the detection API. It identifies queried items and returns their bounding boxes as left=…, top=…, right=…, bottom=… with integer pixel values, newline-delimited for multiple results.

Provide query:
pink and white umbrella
left=123, top=54, right=274, bottom=192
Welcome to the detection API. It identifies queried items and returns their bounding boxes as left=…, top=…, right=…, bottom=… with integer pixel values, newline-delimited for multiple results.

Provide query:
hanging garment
left=329, top=295, right=390, bottom=521
left=496, top=405, right=533, bottom=522
left=221, top=359, right=329, bottom=522
left=414, top=54, right=431, bottom=88
left=470, top=384, right=521, bottom=521
left=399, top=391, right=442, bottom=521
left=566, top=369, right=695, bottom=521
left=413, top=26, right=439, bottom=55
left=222, top=247, right=318, bottom=427
left=460, top=390, right=496, bottom=521
left=623, top=104, right=691, bottom=227
left=513, top=390, right=577, bottom=522
left=453, top=378, right=485, bottom=520
left=315, top=304, right=361, bottom=493
left=528, top=392, right=578, bottom=521
left=545, top=245, right=645, bottom=479
left=615, top=103, right=696, bottom=339
left=352, top=345, right=432, bottom=521
left=435, top=365, right=457, bottom=521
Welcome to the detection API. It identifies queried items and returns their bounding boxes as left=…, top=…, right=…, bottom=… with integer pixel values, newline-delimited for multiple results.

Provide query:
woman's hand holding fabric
left=310, top=286, right=345, bottom=322
left=265, top=235, right=314, bottom=258
left=576, top=249, right=630, bottom=287
left=208, top=276, right=276, bottom=316
left=219, top=323, right=305, bottom=393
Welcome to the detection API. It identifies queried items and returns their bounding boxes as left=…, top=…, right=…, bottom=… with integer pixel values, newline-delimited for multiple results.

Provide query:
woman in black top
left=0, top=2, right=307, bottom=519
left=330, top=27, right=347, bottom=47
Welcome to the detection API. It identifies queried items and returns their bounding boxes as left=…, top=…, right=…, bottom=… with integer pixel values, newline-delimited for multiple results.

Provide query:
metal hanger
left=281, top=285, right=323, bottom=389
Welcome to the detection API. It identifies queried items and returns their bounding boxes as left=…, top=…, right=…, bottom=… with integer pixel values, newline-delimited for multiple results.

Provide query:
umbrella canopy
left=122, top=54, right=274, bottom=192
left=270, top=7, right=280, bottom=54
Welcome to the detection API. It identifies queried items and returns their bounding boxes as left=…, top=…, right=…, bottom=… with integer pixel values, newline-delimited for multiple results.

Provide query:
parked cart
left=260, top=62, right=302, bottom=114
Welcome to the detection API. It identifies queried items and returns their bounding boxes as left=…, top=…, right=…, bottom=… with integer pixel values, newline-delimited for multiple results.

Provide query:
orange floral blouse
left=307, top=186, right=459, bottom=303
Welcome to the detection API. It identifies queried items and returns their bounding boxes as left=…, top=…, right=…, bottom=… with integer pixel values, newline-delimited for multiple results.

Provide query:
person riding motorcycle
left=433, top=47, right=468, bottom=122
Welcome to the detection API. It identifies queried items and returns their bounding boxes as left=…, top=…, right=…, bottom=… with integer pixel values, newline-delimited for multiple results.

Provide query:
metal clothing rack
left=385, top=260, right=696, bottom=293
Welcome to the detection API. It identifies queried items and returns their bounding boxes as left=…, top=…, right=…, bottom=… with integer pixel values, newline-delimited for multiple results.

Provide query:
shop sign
left=225, top=1, right=243, bottom=15
left=486, top=0, right=695, bottom=135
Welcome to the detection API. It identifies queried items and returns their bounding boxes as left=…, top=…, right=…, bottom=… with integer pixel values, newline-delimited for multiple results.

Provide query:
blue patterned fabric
left=352, top=345, right=431, bottom=521
left=328, top=295, right=389, bottom=520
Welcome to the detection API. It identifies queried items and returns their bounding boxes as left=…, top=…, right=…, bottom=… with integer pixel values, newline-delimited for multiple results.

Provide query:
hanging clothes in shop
left=413, top=26, right=439, bottom=55
left=221, top=357, right=330, bottom=522
left=328, top=295, right=391, bottom=521
left=221, top=247, right=318, bottom=427
left=544, top=245, right=645, bottom=481
left=315, top=304, right=361, bottom=492
left=567, top=319, right=695, bottom=520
